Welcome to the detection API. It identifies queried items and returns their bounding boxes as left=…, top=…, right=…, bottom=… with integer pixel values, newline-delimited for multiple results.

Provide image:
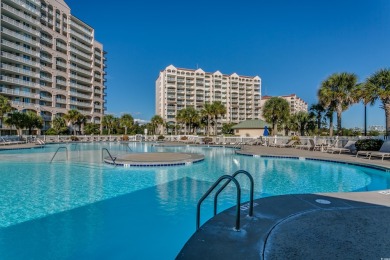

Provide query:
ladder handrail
left=196, top=175, right=241, bottom=231
left=214, top=170, right=254, bottom=217
left=101, top=148, right=117, bottom=165
left=50, top=146, right=68, bottom=163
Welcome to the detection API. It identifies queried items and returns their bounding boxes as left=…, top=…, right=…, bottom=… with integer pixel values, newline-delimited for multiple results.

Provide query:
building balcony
left=0, top=75, right=40, bottom=89
left=6, top=0, right=40, bottom=16
left=1, top=27, right=40, bottom=47
left=70, top=74, right=92, bottom=85
left=70, top=65, right=91, bottom=77
left=56, top=60, right=67, bottom=69
left=70, top=82, right=92, bottom=93
left=69, top=100, right=92, bottom=108
left=56, top=41, right=67, bottom=51
left=55, top=98, right=67, bottom=104
left=0, top=87, right=36, bottom=98
left=1, top=15, right=40, bottom=37
left=40, top=55, right=52, bottom=63
left=1, top=39, right=39, bottom=57
left=70, top=29, right=92, bottom=45
left=69, top=20, right=93, bottom=37
left=1, top=4, right=40, bottom=26
left=56, top=79, right=67, bottom=86
left=70, top=39, right=92, bottom=54
left=70, top=56, right=92, bottom=69
left=0, top=63, right=40, bottom=78
left=69, top=91, right=92, bottom=99
left=70, top=47, right=92, bottom=60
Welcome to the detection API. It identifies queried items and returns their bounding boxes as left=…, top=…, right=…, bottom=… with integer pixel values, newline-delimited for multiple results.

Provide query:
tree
left=150, top=115, right=164, bottom=135
left=52, top=117, right=68, bottom=134
left=176, top=107, right=199, bottom=135
left=201, top=103, right=214, bottom=136
left=211, top=101, right=226, bottom=135
left=0, top=94, right=12, bottom=123
left=4, top=111, right=25, bottom=135
left=84, top=123, right=100, bottom=135
left=262, top=97, right=290, bottom=135
left=120, top=114, right=134, bottom=135
left=295, top=111, right=312, bottom=136
left=63, top=109, right=83, bottom=135
left=102, top=114, right=116, bottom=135
left=318, top=72, right=358, bottom=135
left=309, top=103, right=325, bottom=130
left=74, top=114, right=86, bottom=135
left=24, top=111, right=43, bottom=135
left=364, top=69, right=390, bottom=136
left=221, top=122, right=235, bottom=135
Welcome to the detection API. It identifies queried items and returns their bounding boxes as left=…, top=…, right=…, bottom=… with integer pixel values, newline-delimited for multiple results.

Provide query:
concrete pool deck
left=177, top=144, right=390, bottom=259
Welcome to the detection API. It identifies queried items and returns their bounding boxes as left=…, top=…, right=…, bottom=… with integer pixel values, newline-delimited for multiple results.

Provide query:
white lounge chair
left=356, top=140, right=390, bottom=160
left=276, top=139, right=296, bottom=148
left=327, top=140, right=356, bottom=154
left=367, top=141, right=390, bottom=161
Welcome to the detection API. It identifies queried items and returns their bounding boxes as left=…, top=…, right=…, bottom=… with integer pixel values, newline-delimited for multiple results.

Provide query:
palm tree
left=295, top=111, right=311, bottom=136
left=176, top=109, right=187, bottom=135
left=324, top=107, right=335, bottom=136
left=262, top=97, right=290, bottom=135
left=318, top=72, right=358, bottom=135
left=52, top=117, right=68, bottom=134
left=309, top=103, right=325, bottom=130
left=364, top=69, right=390, bottom=136
left=24, top=111, right=43, bottom=135
left=4, top=111, right=25, bottom=135
left=201, top=103, right=213, bottom=136
left=120, top=114, right=134, bottom=135
left=211, top=101, right=226, bottom=135
left=75, top=114, right=86, bottom=135
left=102, top=114, right=116, bottom=135
left=0, top=95, right=12, bottom=125
left=353, top=83, right=376, bottom=136
left=84, top=123, right=100, bottom=135
left=63, top=109, right=83, bottom=135
left=150, top=115, right=164, bottom=135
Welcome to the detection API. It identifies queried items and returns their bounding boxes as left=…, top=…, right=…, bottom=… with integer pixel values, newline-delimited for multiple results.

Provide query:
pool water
left=0, top=142, right=389, bottom=259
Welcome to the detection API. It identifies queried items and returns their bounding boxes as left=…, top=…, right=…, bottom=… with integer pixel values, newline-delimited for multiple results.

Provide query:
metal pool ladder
left=50, top=147, right=68, bottom=163
left=196, top=170, right=254, bottom=231
left=101, top=148, right=117, bottom=166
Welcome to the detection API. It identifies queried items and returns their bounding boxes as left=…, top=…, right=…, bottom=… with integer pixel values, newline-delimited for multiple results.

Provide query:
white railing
left=70, top=82, right=92, bottom=92
left=7, top=0, right=40, bottom=16
left=0, top=75, right=40, bottom=88
left=69, top=39, right=92, bottom=53
left=69, top=91, right=92, bottom=99
left=1, top=39, right=40, bottom=57
left=1, top=15, right=40, bottom=36
left=0, top=63, right=40, bottom=78
left=2, top=4, right=40, bottom=25
left=0, top=88, right=36, bottom=98
left=1, top=27, right=40, bottom=47
left=69, top=20, right=93, bottom=36
left=70, top=56, right=92, bottom=68
left=70, top=47, right=92, bottom=60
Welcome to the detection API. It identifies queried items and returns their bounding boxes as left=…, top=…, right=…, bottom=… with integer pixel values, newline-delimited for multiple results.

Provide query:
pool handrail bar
left=213, top=170, right=254, bottom=217
left=101, top=148, right=117, bottom=166
left=196, top=175, right=241, bottom=231
left=50, top=147, right=68, bottom=163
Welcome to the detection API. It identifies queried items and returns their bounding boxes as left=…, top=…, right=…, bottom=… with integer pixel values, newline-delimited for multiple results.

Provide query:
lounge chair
left=356, top=140, right=390, bottom=160
left=276, top=139, right=296, bottom=148
left=363, top=141, right=390, bottom=161
left=327, top=140, right=356, bottom=154
left=295, top=139, right=314, bottom=150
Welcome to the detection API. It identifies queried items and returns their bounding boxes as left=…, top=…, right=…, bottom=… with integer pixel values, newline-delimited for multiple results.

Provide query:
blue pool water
left=0, top=142, right=389, bottom=259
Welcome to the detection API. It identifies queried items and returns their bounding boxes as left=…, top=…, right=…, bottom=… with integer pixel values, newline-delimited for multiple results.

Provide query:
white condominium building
left=261, top=94, right=308, bottom=115
left=156, top=65, right=261, bottom=133
left=0, top=0, right=106, bottom=133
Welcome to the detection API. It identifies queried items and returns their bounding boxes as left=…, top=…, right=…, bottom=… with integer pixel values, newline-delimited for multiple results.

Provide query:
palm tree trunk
left=272, top=122, right=277, bottom=135
left=336, top=109, right=342, bottom=136
left=385, top=103, right=390, bottom=136
left=329, top=116, right=334, bottom=137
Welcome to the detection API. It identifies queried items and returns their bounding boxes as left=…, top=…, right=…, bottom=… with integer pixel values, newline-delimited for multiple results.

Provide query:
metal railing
left=101, top=148, right=117, bottom=166
left=50, top=147, right=68, bottom=163
left=197, top=175, right=241, bottom=231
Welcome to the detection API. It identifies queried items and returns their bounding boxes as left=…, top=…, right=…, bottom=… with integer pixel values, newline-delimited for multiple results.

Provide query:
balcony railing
left=1, top=27, right=40, bottom=47
left=70, top=47, right=92, bottom=60
left=0, top=87, right=36, bottom=98
left=70, top=82, right=92, bottom=92
left=70, top=56, right=92, bottom=68
left=0, top=75, right=40, bottom=88
left=69, top=20, right=93, bottom=36
left=70, top=65, right=91, bottom=76
left=7, top=0, right=40, bottom=16
left=40, top=55, right=52, bottom=63
left=70, top=29, right=92, bottom=44
left=0, top=52, right=41, bottom=67
left=1, top=39, right=40, bottom=57
left=69, top=39, right=92, bottom=54
left=70, top=74, right=92, bottom=84
left=1, top=15, right=40, bottom=36
left=0, top=63, right=40, bottom=78
left=2, top=4, right=40, bottom=25
left=11, top=101, right=39, bottom=108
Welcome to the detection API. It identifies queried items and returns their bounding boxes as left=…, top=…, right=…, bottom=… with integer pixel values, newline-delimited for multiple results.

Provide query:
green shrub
left=45, top=128, right=57, bottom=135
left=202, top=137, right=213, bottom=144
left=157, top=135, right=165, bottom=141
left=180, top=136, right=188, bottom=141
left=355, top=139, right=383, bottom=151
left=70, top=136, right=79, bottom=141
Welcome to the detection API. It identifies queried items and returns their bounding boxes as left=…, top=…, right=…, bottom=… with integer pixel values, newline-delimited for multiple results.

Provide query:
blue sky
left=67, top=0, right=390, bottom=128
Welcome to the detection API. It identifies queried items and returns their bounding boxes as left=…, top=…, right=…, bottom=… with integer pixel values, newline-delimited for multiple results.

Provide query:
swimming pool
left=0, top=142, right=389, bottom=259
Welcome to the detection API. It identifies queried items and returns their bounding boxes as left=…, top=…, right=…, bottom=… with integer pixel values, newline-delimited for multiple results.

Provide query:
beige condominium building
left=156, top=65, right=261, bottom=134
left=0, top=0, right=106, bottom=134
left=260, top=94, right=308, bottom=117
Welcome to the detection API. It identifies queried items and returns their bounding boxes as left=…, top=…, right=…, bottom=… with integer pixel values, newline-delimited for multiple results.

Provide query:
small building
left=231, top=119, right=269, bottom=137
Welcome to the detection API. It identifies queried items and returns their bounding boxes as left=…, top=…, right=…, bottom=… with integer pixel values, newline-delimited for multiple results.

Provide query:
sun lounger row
left=356, top=141, right=390, bottom=161
left=0, top=137, right=25, bottom=146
